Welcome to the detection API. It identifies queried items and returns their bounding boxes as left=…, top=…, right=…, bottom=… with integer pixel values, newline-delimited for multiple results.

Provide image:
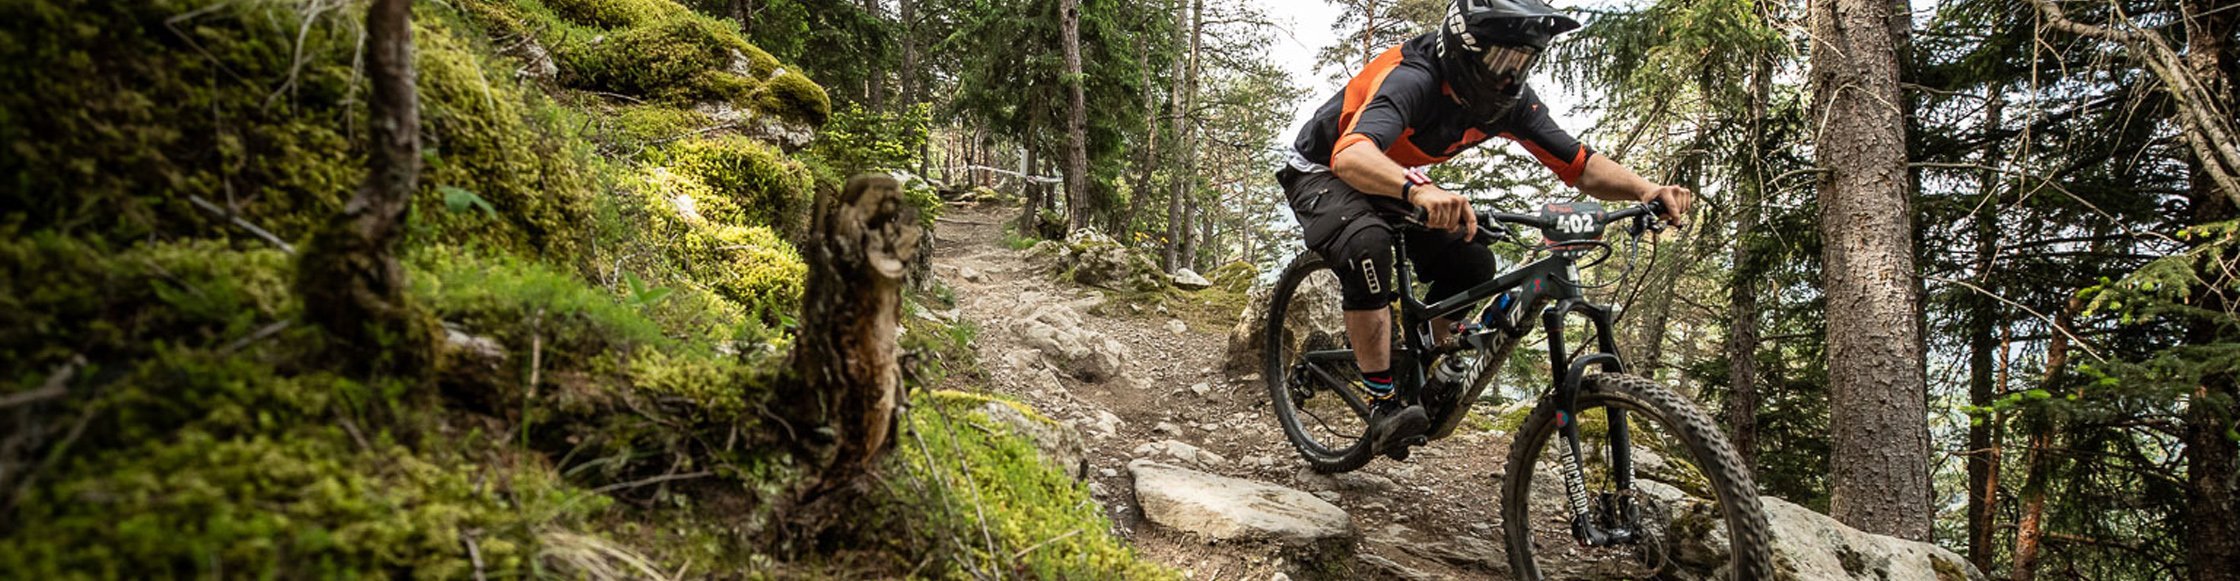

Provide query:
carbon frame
left=1294, top=226, right=1642, bottom=546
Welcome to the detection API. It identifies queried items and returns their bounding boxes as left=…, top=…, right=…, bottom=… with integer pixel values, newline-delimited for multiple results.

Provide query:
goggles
left=1480, top=45, right=1540, bottom=79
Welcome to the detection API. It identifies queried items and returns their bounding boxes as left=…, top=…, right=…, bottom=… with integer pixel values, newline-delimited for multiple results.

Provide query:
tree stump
left=790, top=173, right=922, bottom=490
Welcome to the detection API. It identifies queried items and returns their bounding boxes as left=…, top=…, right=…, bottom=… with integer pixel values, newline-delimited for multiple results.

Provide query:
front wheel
left=1500, top=373, right=1774, bottom=580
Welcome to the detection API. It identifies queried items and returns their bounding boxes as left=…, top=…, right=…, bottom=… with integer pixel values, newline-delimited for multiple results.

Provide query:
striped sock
left=1362, top=368, right=1395, bottom=398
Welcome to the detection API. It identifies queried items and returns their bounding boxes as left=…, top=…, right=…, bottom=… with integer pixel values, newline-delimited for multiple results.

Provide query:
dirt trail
left=931, top=203, right=1520, bottom=580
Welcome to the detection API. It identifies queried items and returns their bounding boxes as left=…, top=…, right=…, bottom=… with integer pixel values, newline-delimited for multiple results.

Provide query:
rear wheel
left=1500, top=373, right=1773, bottom=580
left=1263, top=253, right=1376, bottom=473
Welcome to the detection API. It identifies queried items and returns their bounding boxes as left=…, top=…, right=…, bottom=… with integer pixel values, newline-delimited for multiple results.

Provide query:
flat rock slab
left=1129, top=460, right=1356, bottom=546
left=1763, top=496, right=1986, bottom=581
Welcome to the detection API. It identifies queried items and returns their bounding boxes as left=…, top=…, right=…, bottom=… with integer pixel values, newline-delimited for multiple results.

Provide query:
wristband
left=1401, top=181, right=1417, bottom=203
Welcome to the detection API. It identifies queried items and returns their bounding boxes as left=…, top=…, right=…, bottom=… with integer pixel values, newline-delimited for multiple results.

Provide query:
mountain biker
left=1277, top=0, right=1694, bottom=456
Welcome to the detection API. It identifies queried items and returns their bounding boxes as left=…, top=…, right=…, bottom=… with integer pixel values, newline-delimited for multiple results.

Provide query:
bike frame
left=1293, top=224, right=1644, bottom=547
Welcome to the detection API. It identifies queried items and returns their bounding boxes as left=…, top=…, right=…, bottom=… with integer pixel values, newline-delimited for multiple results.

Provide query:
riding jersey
left=1289, top=33, right=1595, bottom=186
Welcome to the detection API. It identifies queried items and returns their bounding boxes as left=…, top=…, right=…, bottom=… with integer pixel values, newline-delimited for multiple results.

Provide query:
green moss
left=0, top=429, right=594, bottom=578
left=880, top=391, right=1181, bottom=580
left=0, top=234, right=295, bottom=385
left=1206, top=260, right=1258, bottom=293
left=754, top=71, right=831, bottom=126
left=0, top=2, right=599, bottom=262
left=415, top=250, right=668, bottom=350
left=659, top=135, right=816, bottom=237
left=627, top=348, right=758, bottom=418
left=411, top=17, right=596, bottom=260
left=613, top=104, right=712, bottom=144
left=1931, top=553, right=1969, bottom=581
left=681, top=224, right=807, bottom=323
left=573, top=16, right=743, bottom=101
left=1, top=1, right=361, bottom=246
left=542, top=0, right=673, bottom=27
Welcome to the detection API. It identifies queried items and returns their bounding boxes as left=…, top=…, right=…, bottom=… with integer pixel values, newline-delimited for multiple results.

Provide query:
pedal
left=1383, top=435, right=1429, bottom=461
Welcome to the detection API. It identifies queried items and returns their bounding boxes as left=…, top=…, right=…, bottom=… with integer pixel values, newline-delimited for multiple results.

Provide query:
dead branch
left=188, top=195, right=297, bottom=254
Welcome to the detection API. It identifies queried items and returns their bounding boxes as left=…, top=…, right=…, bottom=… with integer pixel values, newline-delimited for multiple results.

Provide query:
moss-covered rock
left=755, top=69, right=831, bottom=126
left=542, top=0, right=669, bottom=27
left=658, top=135, right=816, bottom=238
left=459, top=0, right=828, bottom=130
left=627, top=137, right=813, bottom=323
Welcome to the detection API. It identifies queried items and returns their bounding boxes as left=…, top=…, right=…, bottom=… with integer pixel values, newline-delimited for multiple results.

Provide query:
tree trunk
left=1964, top=85, right=2007, bottom=573
left=1127, top=24, right=1161, bottom=241
left=1019, top=146, right=1042, bottom=236
left=1361, top=0, right=1377, bottom=68
left=1810, top=0, right=1932, bottom=541
left=1165, top=0, right=1203, bottom=273
left=899, top=0, right=919, bottom=103
left=1060, top=0, right=1091, bottom=232
left=2182, top=4, right=2240, bottom=577
left=2184, top=195, right=2239, bottom=581
left=791, top=174, right=923, bottom=491
left=860, top=0, right=887, bottom=110
left=2013, top=297, right=2084, bottom=581
left=1726, top=53, right=1772, bottom=465
left=297, top=0, right=430, bottom=376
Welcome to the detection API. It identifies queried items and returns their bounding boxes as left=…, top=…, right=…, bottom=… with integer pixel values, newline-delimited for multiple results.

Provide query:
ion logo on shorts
left=1361, top=258, right=1382, bottom=295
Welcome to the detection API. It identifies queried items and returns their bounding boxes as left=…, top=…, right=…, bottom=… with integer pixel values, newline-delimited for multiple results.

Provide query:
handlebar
left=1405, top=200, right=1673, bottom=243
left=1421, top=199, right=1669, bottom=241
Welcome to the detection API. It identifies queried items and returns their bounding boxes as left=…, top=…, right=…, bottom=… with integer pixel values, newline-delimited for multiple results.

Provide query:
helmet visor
left=1480, top=45, right=1540, bottom=79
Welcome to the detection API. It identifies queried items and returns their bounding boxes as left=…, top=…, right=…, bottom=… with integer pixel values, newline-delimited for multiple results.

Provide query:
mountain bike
left=1262, top=199, right=1774, bottom=579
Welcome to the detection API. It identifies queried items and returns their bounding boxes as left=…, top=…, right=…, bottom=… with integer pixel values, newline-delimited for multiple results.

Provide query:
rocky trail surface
left=926, top=202, right=1983, bottom=580
left=930, top=203, right=1512, bottom=579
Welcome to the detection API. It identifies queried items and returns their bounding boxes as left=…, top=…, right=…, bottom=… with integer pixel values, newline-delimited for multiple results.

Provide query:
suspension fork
left=1542, top=299, right=1639, bottom=546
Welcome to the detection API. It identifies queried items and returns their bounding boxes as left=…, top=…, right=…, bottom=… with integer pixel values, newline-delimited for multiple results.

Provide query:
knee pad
left=1327, top=222, right=1398, bottom=311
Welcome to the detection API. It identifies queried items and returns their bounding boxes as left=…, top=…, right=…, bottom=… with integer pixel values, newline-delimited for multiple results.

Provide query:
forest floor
left=930, top=202, right=1529, bottom=580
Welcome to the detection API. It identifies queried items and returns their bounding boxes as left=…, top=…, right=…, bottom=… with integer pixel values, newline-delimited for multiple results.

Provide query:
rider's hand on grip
left=1410, top=185, right=1477, bottom=243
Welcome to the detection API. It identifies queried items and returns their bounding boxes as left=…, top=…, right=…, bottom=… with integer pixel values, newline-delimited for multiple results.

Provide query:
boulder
left=1012, top=303, right=1130, bottom=382
left=1616, top=482, right=1986, bottom=581
left=1224, top=273, right=1347, bottom=376
left=977, top=401, right=1088, bottom=479
left=1131, top=439, right=1228, bottom=468
left=1129, top=460, right=1356, bottom=546
left=1761, top=497, right=1985, bottom=581
left=1172, top=268, right=1214, bottom=290
left=1064, top=229, right=1166, bottom=292
left=1019, top=229, right=1168, bottom=292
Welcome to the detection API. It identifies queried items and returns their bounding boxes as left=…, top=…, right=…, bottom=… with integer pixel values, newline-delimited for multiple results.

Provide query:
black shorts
left=1277, top=167, right=1500, bottom=313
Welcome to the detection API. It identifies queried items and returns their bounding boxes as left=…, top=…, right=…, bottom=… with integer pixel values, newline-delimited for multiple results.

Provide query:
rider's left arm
left=1577, top=155, right=1693, bottom=227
